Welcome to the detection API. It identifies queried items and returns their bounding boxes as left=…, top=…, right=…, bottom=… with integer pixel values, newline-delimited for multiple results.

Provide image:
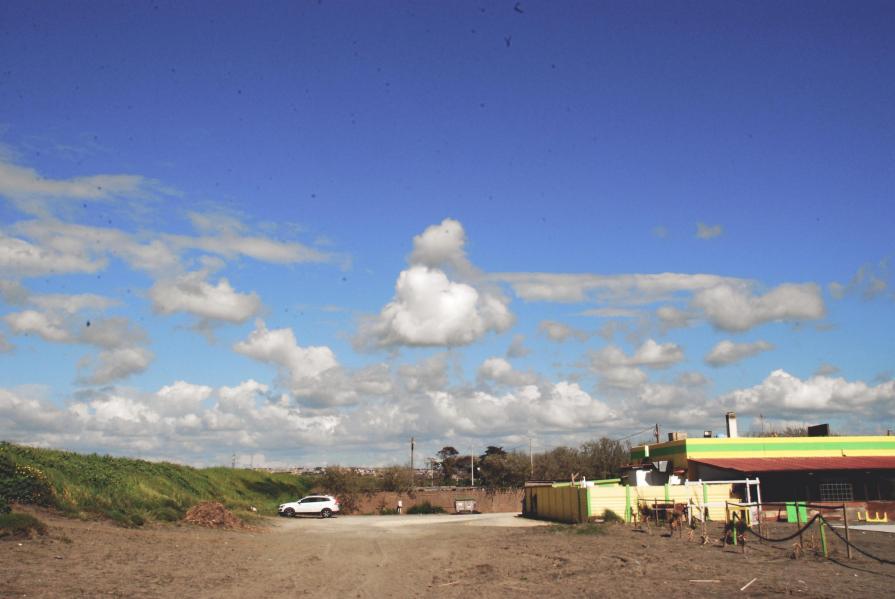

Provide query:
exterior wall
left=586, top=483, right=734, bottom=522
left=353, top=488, right=523, bottom=515
left=632, top=436, right=895, bottom=467
left=523, top=483, right=735, bottom=524
left=523, top=486, right=588, bottom=523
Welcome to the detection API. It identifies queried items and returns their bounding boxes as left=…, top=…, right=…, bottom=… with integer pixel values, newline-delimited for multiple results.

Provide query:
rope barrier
left=733, top=510, right=895, bottom=565
left=816, top=514, right=895, bottom=565
left=740, top=513, right=821, bottom=543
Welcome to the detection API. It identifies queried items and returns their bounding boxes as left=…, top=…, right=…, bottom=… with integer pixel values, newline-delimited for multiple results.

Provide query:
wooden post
left=796, top=503, right=804, bottom=551
left=843, top=505, right=853, bottom=559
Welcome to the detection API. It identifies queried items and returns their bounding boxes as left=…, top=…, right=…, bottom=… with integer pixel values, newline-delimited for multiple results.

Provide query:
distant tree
left=436, top=446, right=461, bottom=484
left=532, top=446, right=581, bottom=481
left=380, top=465, right=412, bottom=492
left=477, top=450, right=528, bottom=488
left=578, top=438, right=628, bottom=480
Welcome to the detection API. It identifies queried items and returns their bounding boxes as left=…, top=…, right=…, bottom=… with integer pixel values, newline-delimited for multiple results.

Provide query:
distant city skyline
left=0, top=1, right=893, bottom=467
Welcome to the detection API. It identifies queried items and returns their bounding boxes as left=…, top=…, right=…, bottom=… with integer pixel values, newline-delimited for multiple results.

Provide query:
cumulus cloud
left=80, top=346, right=154, bottom=385
left=696, top=222, right=723, bottom=239
left=150, top=271, right=261, bottom=324
left=0, top=381, right=342, bottom=459
left=720, top=370, right=895, bottom=416
left=589, top=339, right=684, bottom=389
left=692, top=282, right=824, bottom=332
left=3, top=291, right=152, bottom=384
left=234, top=320, right=340, bottom=400
left=477, top=357, right=538, bottom=386
left=408, top=218, right=471, bottom=274
left=705, top=340, right=774, bottom=367
left=361, top=219, right=513, bottom=348
left=539, top=320, right=589, bottom=342
left=656, top=306, right=695, bottom=331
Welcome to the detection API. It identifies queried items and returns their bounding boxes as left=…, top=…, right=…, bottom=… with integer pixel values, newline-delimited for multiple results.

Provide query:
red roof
left=690, top=456, right=895, bottom=473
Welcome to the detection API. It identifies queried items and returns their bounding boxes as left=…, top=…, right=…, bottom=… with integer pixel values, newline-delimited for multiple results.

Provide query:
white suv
left=278, top=495, right=340, bottom=518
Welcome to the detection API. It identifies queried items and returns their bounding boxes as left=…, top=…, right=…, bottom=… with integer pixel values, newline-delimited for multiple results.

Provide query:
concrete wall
left=353, top=488, right=523, bottom=515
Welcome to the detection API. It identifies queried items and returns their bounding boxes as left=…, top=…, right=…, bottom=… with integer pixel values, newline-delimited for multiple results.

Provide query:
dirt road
left=3, top=510, right=895, bottom=598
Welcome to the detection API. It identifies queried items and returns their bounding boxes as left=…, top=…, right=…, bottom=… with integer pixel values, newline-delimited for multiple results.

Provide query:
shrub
left=0, top=512, right=48, bottom=539
left=0, top=453, right=55, bottom=507
left=602, top=509, right=624, bottom=523
left=407, top=501, right=444, bottom=514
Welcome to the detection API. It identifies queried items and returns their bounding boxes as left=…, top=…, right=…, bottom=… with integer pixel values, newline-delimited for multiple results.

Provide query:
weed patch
left=407, top=501, right=445, bottom=514
left=0, top=512, right=48, bottom=540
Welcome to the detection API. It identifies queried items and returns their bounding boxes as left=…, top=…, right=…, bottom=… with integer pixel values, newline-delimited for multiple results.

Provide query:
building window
left=819, top=481, right=854, bottom=502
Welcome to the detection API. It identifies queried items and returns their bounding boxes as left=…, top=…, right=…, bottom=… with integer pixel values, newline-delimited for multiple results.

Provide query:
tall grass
left=0, top=442, right=312, bottom=524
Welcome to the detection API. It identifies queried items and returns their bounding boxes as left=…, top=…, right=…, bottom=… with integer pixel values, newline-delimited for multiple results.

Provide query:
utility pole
left=529, top=437, right=534, bottom=479
left=410, top=437, right=415, bottom=488
left=470, top=449, right=475, bottom=487
left=654, top=423, right=660, bottom=444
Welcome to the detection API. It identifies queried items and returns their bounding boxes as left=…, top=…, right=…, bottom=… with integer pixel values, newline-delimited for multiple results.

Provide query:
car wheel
left=283, top=507, right=295, bottom=517
left=321, top=508, right=332, bottom=519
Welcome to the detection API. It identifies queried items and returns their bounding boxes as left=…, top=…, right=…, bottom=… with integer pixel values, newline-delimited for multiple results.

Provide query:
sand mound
left=183, top=502, right=245, bottom=529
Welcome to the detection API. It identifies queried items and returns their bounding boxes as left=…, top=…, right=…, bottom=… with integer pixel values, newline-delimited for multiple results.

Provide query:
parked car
left=278, top=495, right=340, bottom=518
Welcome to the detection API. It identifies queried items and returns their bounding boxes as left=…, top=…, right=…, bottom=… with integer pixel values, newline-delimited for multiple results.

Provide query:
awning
left=689, top=456, right=895, bottom=473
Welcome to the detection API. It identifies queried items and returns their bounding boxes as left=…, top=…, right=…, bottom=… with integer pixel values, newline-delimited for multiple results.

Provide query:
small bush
left=0, top=454, right=55, bottom=507
left=602, top=509, right=624, bottom=523
left=0, top=496, right=10, bottom=515
left=378, top=507, right=400, bottom=515
left=407, top=501, right=445, bottom=514
left=151, top=506, right=182, bottom=522
left=0, top=512, right=48, bottom=539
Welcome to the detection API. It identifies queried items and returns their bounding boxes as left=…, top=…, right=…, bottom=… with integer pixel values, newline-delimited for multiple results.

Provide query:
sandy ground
left=3, top=510, right=895, bottom=598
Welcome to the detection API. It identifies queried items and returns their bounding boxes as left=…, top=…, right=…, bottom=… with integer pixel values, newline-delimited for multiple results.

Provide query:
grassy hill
left=0, top=442, right=313, bottom=526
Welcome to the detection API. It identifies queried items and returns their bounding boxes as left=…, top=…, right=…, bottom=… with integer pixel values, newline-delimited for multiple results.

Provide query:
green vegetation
left=0, top=442, right=312, bottom=525
left=407, top=500, right=444, bottom=514
left=546, top=522, right=607, bottom=536
left=601, top=509, right=625, bottom=523
left=0, top=512, right=48, bottom=539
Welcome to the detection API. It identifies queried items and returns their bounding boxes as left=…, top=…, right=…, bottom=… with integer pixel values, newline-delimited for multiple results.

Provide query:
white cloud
left=154, top=381, right=214, bottom=416
left=80, top=347, right=154, bottom=385
left=0, top=231, right=106, bottom=277
left=692, top=282, right=825, bottom=332
left=589, top=339, right=684, bottom=389
left=234, top=320, right=339, bottom=398
left=150, top=271, right=261, bottom=323
left=477, top=357, right=538, bottom=386
left=539, top=320, right=589, bottom=342
left=656, top=306, right=695, bottom=331
left=408, top=218, right=471, bottom=274
left=363, top=265, right=513, bottom=348
left=705, top=339, right=774, bottom=367
left=720, top=369, right=895, bottom=416
left=506, top=334, right=531, bottom=358
left=3, top=294, right=152, bottom=384
left=0, top=332, right=13, bottom=353
left=496, top=272, right=740, bottom=303
left=631, top=339, right=685, bottom=368
left=696, top=222, right=723, bottom=239
left=829, top=260, right=891, bottom=301
left=0, top=159, right=162, bottom=215
left=4, top=309, right=70, bottom=342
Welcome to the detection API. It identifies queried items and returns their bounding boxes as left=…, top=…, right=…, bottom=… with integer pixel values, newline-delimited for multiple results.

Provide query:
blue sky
left=0, top=1, right=893, bottom=466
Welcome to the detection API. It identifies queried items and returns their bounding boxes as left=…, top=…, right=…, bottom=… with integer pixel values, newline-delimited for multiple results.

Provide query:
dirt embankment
left=3, top=509, right=895, bottom=598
